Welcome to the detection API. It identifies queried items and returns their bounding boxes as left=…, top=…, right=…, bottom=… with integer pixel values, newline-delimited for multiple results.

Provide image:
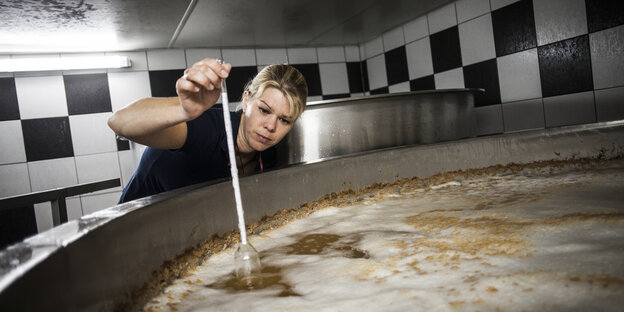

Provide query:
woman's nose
left=264, top=115, right=277, bottom=131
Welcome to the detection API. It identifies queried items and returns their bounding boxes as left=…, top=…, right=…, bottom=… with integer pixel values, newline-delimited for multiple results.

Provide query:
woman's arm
left=108, top=58, right=231, bottom=149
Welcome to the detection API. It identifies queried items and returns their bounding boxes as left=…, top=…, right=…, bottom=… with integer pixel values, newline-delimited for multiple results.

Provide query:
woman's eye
left=258, top=107, right=269, bottom=114
left=279, top=118, right=291, bottom=125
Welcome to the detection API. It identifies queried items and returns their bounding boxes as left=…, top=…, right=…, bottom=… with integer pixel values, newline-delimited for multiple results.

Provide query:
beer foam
left=144, top=164, right=624, bottom=312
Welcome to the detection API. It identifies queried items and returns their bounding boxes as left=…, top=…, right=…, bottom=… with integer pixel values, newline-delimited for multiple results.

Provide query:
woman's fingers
left=177, top=57, right=232, bottom=95
left=176, top=75, right=200, bottom=93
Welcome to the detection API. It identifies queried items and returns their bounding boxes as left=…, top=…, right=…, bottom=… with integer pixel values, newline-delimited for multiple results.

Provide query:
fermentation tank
left=1, top=91, right=623, bottom=311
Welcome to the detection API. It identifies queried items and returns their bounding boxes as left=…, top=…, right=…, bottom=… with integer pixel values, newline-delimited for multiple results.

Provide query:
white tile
left=406, top=37, right=434, bottom=80
left=75, top=152, right=121, bottom=184
left=0, top=163, right=31, bottom=197
left=459, top=13, right=496, bottom=66
left=317, top=46, right=346, bottom=63
left=490, top=0, right=520, bottom=11
left=185, top=48, right=222, bottom=67
left=366, top=54, right=388, bottom=90
left=534, top=0, right=587, bottom=46
left=227, top=101, right=240, bottom=111
left=427, top=3, right=457, bottom=34
left=34, top=202, right=53, bottom=233
left=590, top=25, right=624, bottom=89
left=118, top=150, right=139, bottom=188
left=147, top=49, right=186, bottom=70
left=345, top=46, right=361, bottom=62
left=81, top=191, right=121, bottom=215
left=255, top=48, right=288, bottom=65
left=222, top=49, right=257, bottom=66
left=287, top=48, right=317, bottom=64
left=15, top=75, right=68, bottom=119
left=404, top=16, right=429, bottom=43
left=497, top=48, right=542, bottom=102
left=388, top=81, right=410, bottom=93
left=543, top=91, right=596, bottom=128
left=66, top=197, right=83, bottom=221
left=475, top=104, right=504, bottom=135
left=69, top=113, right=117, bottom=156
left=364, top=36, right=384, bottom=59
left=383, top=27, right=405, bottom=52
left=359, top=44, right=367, bottom=60
left=0, top=120, right=26, bottom=164
left=107, top=51, right=148, bottom=72
left=456, top=0, right=491, bottom=23
left=319, top=63, right=349, bottom=95
left=107, top=71, right=152, bottom=112
left=595, top=87, right=624, bottom=122
left=502, top=98, right=545, bottom=132
left=28, top=157, right=77, bottom=192
left=434, top=68, right=465, bottom=89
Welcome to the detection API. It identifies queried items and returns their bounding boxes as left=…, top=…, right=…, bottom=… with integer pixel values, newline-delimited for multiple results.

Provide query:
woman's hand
left=108, top=57, right=232, bottom=150
left=176, top=58, right=232, bottom=120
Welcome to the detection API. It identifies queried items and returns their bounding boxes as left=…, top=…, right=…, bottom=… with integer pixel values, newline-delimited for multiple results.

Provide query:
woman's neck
left=236, top=114, right=255, bottom=154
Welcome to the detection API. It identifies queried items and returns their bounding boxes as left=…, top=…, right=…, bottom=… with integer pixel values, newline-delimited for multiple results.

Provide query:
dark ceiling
left=0, top=0, right=452, bottom=54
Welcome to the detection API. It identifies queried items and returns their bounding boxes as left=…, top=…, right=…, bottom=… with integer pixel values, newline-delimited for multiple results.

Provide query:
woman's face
left=239, top=87, right=294, bottom=153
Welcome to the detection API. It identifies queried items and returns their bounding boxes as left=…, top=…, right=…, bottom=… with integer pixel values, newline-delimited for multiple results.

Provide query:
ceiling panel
left=0, top=0, right=452, bottom=54
left=0, top=0, right=189, bottom=53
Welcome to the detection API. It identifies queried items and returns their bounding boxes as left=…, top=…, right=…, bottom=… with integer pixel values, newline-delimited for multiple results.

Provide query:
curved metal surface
left=1, top=118, right=623, bottom=311
left=276, top=89, right=480, bottom=166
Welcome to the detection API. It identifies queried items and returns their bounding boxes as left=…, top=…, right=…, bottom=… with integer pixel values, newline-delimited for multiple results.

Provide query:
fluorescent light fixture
left=0, top=55, right=131, bottom=72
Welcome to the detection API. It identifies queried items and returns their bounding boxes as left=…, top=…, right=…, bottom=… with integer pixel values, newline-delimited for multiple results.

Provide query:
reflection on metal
left=277, top=89, right=481, bottom=166
left=1, top=120, right=623, bottom=311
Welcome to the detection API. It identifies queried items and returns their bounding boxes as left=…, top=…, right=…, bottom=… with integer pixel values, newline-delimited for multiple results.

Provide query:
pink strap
left=259, top=153, right=263, bottom=172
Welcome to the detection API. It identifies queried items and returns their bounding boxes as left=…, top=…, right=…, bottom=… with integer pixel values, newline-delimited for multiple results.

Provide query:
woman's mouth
left=256, top=133, right=272, bottom=144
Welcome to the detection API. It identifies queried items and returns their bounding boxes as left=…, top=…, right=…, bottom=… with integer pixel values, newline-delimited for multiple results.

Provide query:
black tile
left=370, top=87, right=389, bottom=95
left=291, top=64, right=322, bottom=97
left=22, top=117, right=74, bottom=162
left=385, top=46, right=409, bottom=85
left=0, top=77, right=20, bottom=121
left=226, top=66, right=258, bottom=102
left=463, top=59, right=501, bottom=107
left=492, top=0, right=537, bottom=56
left=322, top=93, right=350, bottom=100
left=149, top=69, right=185, bottom=97
left=430, top=26, right=463, bottom=73
left=0, top=206, right=37, bottom=250
left=538, top=35, right=593, bottom=97
left=410, top=75, right=435, bottom=91
left=361, top=61, right=370, bottom=92
left=116, top=138, right=130, bottom=151
left=64, top=74, right=112, bottom=115
left=586, top=0, right=624, bottom=33
left=347, top=62, right=364, bottom=93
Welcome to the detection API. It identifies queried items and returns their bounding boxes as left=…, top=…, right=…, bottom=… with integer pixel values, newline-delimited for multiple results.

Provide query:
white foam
left=145, top=165, right=624, bottom=311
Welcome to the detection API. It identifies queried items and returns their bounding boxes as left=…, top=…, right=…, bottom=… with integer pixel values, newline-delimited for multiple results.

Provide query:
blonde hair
left=238, top=64, right=308, bottom=121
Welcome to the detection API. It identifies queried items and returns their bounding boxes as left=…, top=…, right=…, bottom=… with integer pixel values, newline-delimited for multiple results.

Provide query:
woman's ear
left=242, top=91, right=248, bottom=112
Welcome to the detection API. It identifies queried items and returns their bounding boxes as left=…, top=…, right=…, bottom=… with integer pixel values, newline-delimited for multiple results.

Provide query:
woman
left=108, top=58, right=308, bottom=203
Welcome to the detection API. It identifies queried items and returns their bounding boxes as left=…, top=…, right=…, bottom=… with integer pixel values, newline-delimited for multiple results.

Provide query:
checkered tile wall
left=0, top=0, right=622, bottom=235
left=361, top=0, right=624, bottom=135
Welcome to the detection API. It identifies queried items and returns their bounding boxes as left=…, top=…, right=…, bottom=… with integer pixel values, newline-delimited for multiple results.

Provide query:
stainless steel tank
left=276, top=89, right=480, bottom=165
left=1, top=91, right=623, bottom=311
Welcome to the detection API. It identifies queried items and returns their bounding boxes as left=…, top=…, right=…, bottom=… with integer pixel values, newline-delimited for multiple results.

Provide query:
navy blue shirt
left=118, top=108, right=277, bottom=203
